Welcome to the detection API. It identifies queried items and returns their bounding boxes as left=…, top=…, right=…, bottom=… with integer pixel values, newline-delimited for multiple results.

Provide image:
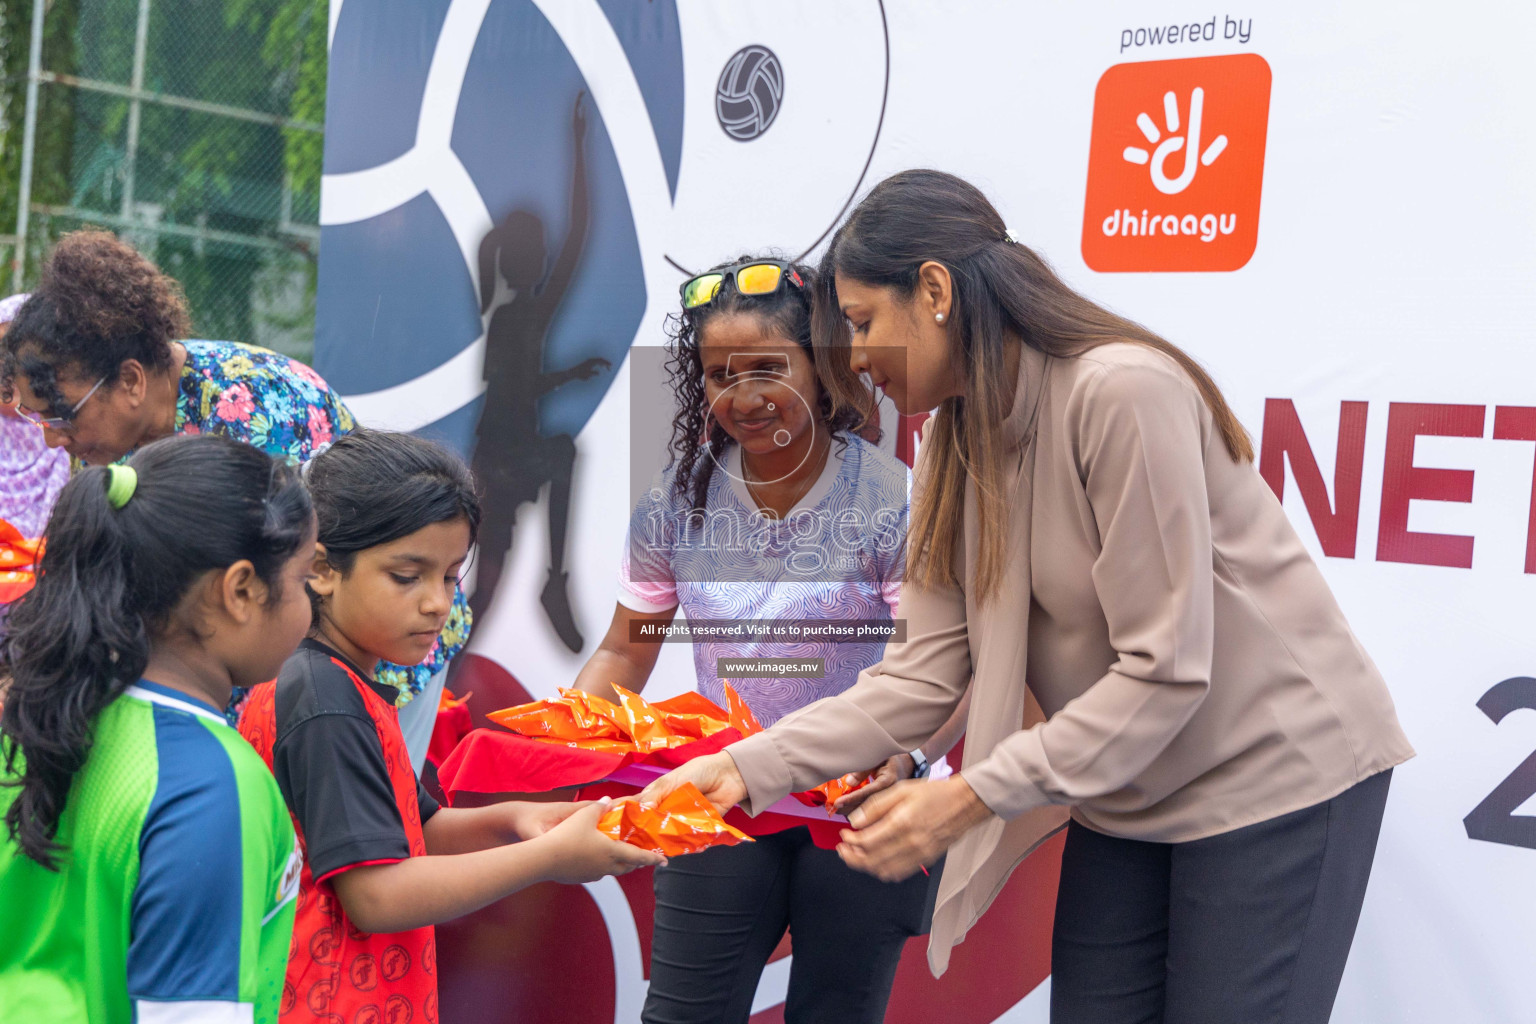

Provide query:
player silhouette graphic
left=469, top=92, right=608, bottom=652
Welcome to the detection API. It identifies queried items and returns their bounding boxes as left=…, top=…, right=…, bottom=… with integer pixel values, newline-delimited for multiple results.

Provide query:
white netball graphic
left=716, top=45, right=784, bottom=141
left=1121, top=87, right=1228, bottom=195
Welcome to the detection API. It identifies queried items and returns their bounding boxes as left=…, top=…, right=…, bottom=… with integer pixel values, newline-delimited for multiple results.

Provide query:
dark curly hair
left=664, top=255, right=876, bottom=516
left=0, top=229, right=190, bottom=416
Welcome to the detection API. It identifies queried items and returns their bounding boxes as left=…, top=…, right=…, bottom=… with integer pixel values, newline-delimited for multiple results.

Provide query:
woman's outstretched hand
left=638, top=751, right=748, bottom=815
left=837, top=775, right=995, bottom=882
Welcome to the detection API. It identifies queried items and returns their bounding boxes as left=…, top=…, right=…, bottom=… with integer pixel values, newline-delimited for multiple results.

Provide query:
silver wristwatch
left=909, top=748, right=931, bottom=779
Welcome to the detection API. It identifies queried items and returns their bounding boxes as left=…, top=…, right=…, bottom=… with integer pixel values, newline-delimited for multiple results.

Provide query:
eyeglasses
left=680, top=260, right=804, bottom=310
left=15, top=376, right=109, bottom=431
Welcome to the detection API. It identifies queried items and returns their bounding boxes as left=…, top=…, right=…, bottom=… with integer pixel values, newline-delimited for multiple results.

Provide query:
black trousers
left=641, top=826, right=932, bottom=1024
left=1051, top=769, right=1393, bottom=1024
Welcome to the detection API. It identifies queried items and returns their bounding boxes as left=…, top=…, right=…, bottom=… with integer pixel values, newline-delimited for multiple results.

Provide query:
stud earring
left=935, top=312, right=946, bottom=324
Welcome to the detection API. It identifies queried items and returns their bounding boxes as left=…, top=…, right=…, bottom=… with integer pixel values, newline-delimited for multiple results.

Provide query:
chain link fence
left=0, top=0, right=326, bottom=362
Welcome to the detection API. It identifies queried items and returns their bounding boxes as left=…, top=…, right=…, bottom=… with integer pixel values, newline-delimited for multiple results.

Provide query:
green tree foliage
left=2, top=0, right=86, bottom=274
left=1, top=0, right=326, bottom=358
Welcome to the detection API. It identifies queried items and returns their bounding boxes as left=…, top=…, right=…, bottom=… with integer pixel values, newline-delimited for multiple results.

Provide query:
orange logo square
left=1082, top=54, right=1272, bottom=272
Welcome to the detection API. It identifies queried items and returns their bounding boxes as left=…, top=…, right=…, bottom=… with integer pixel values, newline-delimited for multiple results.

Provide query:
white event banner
left=317, top=2, right=1536, bottom=1020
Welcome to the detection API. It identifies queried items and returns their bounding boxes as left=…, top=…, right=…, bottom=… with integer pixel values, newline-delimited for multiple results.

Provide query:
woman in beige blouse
left=644, top=170, right=1413, bottom=1024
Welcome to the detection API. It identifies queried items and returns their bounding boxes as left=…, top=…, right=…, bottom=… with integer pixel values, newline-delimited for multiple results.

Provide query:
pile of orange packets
left=489, top=684, right=761, bottom=755
left=487, top=685, right=870, bottom=854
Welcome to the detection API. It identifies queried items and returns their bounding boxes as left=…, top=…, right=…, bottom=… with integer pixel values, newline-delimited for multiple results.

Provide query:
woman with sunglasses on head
left=0, top=230, right=467, bottom=721
left=644, top=171, right=1413, bottom=1024
left=572, top=256, right=966, bottom=1024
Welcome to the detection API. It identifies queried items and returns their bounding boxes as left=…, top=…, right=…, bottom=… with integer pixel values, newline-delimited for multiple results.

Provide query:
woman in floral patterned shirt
left=0, top=229, right=467, bottom=704
left=171, top=339, right=353, bottom=460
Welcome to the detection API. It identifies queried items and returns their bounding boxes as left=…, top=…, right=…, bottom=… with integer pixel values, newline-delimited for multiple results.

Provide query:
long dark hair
left=664, top=255, right=875, bottom=515
left=303, top=430, right=482, bottom=611
left=813, top=170, right=1253, bottom=599
left=0, top=230, right=190, bottom=416
left=1, top=435, right=312, bottom=868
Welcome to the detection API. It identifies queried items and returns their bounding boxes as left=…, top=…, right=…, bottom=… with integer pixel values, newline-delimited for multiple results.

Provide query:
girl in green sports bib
left=0, top=434, right=316, bottom=1024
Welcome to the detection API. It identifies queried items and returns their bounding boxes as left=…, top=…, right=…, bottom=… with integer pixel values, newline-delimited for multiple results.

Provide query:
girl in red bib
left=240, top=430, right=660, bottom=1024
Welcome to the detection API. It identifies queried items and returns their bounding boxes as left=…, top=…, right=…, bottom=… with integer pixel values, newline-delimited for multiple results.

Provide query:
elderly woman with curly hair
left=0, top=230, right=467, bottom=726
left=1, top=230, right=352, bottom=467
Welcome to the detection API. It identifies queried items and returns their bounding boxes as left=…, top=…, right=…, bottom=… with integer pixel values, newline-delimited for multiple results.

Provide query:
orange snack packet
left=651, top=691, right=728, bottom=719
left=648, top=690, right=735, bottom=743
left=486, top=688, right=627, bottom=745
left=725, top=685, right=763, bottom=737
left=611, top=685, right=683, bottom=753
left=803, top=773, right=871, bottom=812
left=597, top=783, right=753, bottom=857
left=611, top=685, right=734, bottom=752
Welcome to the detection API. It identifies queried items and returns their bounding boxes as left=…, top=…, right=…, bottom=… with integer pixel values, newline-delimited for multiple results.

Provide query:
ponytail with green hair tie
left=105, top=465, right=137, bottom=510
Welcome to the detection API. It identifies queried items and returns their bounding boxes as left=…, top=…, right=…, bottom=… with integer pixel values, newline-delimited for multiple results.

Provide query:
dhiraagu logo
left=1123, top=86, right=1227, bottom=195
left=1082, top=53, right=1271, bottom=272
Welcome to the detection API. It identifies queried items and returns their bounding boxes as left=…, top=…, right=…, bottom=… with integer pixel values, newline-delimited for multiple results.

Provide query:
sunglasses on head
left=680, top=260, right=804, bottom=311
